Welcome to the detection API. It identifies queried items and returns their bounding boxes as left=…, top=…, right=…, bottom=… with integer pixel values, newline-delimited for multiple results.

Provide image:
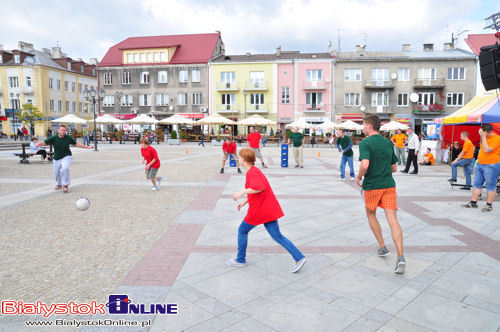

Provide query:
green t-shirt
left=290, top=132, right=304, bottom=147
left=44, top=135, right=77, bottom=160
left=336, top=136, right=353, bottom=157
left=359, top=134, right=397, bottom=190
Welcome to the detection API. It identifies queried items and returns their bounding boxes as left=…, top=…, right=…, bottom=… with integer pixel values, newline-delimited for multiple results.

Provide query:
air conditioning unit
left=200, top=107, right=207, bottom=113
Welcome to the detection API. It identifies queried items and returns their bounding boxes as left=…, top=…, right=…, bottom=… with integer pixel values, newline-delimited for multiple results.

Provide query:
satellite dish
left=409, top=93, right=419, bottom=103
left=390, top=72, right=397, bottom=80
left=360, top=105, right=366, bottom=112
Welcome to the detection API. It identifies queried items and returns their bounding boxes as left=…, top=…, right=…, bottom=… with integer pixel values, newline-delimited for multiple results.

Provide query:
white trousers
left=53, top=155, right=72, bottom=186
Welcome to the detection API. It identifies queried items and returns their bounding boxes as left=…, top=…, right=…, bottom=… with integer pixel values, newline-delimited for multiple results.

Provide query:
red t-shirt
left=141, top=146, right=161, bottom=169
left=244, top=166, right=284, bottom=225
left=22, top=127, right=28, bottom=135
left=247, top=132, right=261, bottom=148
left=223, top=141, right=237, bottom=154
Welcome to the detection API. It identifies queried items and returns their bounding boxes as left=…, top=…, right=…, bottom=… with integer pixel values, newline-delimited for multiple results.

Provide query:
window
left=192, top=93, right=202, bottom=105
left=221, top=72, right=235, bottom=83
left=283, top=71, right=288, bottom=76
left=281, top=86, right=290, bottom=104
left=447, top=68, right=466, bottom=80
left=306, top=92, right=322, bottom=106
left=446, top=92, right=464, bottom=106
left=134, top=53, right=139, bottom=63
left=121, top=95, right=133, bottom=106
left=14, top=54, right=20, bottom=63
left=140, top=53, right=146, bottom=63
left=127, top=54, right=133, bottom=63
left=177, top=93, right=188, bottom=105
left=79, top=83, right=82, bottom=92
left=250, top=72, right=265, bottom=83
left=72, top=102, right=76, bottom=112
left=64, top=81, right=69, bottom=91
left=84, top=102, right=89, bottom=113
left=418, top=92, right=435, bottom=105
left=397, top=93, right=409, bottom=106
left=80, top=65, right=84, bottom=73
left=344, top=69, right=362, bottom=81
left=84, top=84, right=88, bottom=92
left=157, top=71, right=168, bottom=83
left=147, top=52, right=153, bottom=62
left=306, top=70, right=322, bottom=81
left=50, top=99, right=55, bottom=111
left=57, top=79, right=61, bottom=90
left=66, top=101, right=70, bottom=112
left=179, top=70, right=188, bottom=83
left=191, top=70, right=201, bottom=83
left=122, top=71, right=131, bottom=84
left=58, top=101, right=62, bottom=111
left=398, top=68, right=409, bottom=81
left=67, top=62, right=72, bottom=70
left=49, top=78, right=53, bottom=89
left=156, top=94, right=169, bottom=106
left=153, top=52, right=159, bottom=62
left=103, top=95, right=115, bottom=107
left=344, top=93, right=360, bottom=106
left=371, top=68, right=389, bottom=82
left=160, top=52, right=167, bottom=62
left=26, top=99, right=33, bottom=105
left=10, top=98, right=20, bottom=109
left=250, top=93, right=265, bottom=104
left=139, top=94, right=151, bottom=106
left=79, top=102, right=82, bottom=112
left=140, top=72, right=150, bottom=84
left=103, top=72, right=112, bottom=85
left=371, top=92, right=388, bottom=106
left=72, top=82, right=75, bottom=92
left=221, top=94, right=235, bottom=105
left=418, top=68, right=436, bottom=80
left=8, top=76, right=19, bottom=88
left=25, top=76, right=32, bottom=87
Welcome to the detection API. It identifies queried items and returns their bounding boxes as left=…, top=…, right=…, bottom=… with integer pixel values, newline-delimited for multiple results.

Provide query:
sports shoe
left=338, top=177, right=346, bottom=181
left=394, top=256, right=406, bottom=274
left=300, top=166, right=304, bottom=168
left=220, top=168, right=224, bottom=174
left=291, top=257, right=306, bottom=273
left=377, top=247, right=390, bottom=256
left=400, top=170, right=408, bottom=174
left=350, top=177, right=355, bottom=181
left=225, top=258, right=246, bottom=267
left=62, top=185, right=69, bottom=193
left=54, top=185, right=62, bottom=190
left=409, top=171, right=418, bottom=175
left=481, top=204, right=492, bottom=212
left=448, top=178, right=457, bottom=183
left=157, top=176, right=162, bottom=187
left=262, top=164, right=268, bottom=169
left=295, top=165, right=299, bottom=168
left=151, top=186, right=158, bottom=191
left=237, top=168, right=242, bottom=174
left=462, top=202, right=477, bottom=208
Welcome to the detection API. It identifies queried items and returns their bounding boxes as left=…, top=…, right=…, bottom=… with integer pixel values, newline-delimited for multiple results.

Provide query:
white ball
left=75, top=197, right=90, bottom=211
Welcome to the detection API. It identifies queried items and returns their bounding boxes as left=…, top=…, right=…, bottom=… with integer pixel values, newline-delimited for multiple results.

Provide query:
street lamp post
left=242, top=89, right=248, bottom=134
left=115, top=91, right=123, bottom=143
left=83, top=87, right=105, bottom=151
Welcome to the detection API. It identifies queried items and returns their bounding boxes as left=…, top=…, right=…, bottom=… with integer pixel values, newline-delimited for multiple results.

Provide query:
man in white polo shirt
left=401, top=127, right=419, bottom=175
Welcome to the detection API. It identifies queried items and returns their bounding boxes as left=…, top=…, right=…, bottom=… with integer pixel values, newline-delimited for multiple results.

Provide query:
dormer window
left=14, top=54, right=20, bottom=63
left=67, top=62, right=71, bottom=70
left=81, top=65, right=84, bottom=73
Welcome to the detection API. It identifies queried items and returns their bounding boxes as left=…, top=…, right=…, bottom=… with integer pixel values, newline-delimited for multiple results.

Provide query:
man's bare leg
left=366, top=208, right=386, bottom=248
left=383, top=209, right=404, bottom=257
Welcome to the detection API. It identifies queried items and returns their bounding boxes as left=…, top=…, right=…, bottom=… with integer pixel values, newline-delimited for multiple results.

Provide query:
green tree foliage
left=18, top=104, right=44, bottom=136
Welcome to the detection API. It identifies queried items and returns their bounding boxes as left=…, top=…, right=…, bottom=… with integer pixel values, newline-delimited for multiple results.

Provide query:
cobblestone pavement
left=0, top=143, right=499, bottom=331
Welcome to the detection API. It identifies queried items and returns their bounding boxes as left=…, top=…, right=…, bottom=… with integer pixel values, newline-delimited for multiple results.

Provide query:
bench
left=14, top=143, right=54, bottom=164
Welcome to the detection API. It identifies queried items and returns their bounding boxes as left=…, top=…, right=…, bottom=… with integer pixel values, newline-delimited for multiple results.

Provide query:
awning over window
left=340, top=113, right=363, bottom=122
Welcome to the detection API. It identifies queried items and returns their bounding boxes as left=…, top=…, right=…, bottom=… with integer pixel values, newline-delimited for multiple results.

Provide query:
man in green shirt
left=36, top=125, right=93, bottom=193
left=336, top=130, right=355, bottom=180
left=288, top=127, right=306, bottom=168
left=356, top=115, right=406, bottom=274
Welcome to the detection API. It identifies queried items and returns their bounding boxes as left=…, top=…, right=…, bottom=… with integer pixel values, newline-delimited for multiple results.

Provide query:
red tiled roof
left=99, top=33, right=221, bottom=67
left=464, top=33, right=498, bottom=56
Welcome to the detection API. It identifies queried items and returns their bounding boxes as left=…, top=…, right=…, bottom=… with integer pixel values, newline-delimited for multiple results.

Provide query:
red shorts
left=364, top=187, right=398, bottom=211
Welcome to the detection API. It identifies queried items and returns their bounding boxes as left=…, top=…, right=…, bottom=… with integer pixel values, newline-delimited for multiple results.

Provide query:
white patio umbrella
left=124, top=114, right=158, bottom=125
left=237, top=114, right=277, bottom=126
left=316, top=120, right=339, bottom=131
left=285, top=119, right=314, bottom=129
left=89, top=114, right=124, bottom=125
left=337, top=120, right=363, bottom=131
left=51, top=114, right=88, bottom=124
left=193, top=113, right=236, bottom=125
left=380, top=121, right=409, bottom=131
left=157, top=114, right=194, bottom=125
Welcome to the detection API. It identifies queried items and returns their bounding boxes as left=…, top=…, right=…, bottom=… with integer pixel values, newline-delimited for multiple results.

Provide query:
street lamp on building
left=83, top=87, right=105, bottom=151
left=115, top=91, right=123, bottom=137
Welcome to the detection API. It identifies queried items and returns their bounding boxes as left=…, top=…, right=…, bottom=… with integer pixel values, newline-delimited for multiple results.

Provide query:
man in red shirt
left=140, top=138, right=162, bottom=191
left=221, top=138, right=242, bottom=174
left=246, top=127, right=267, bottom=168
left=227, top=148, right=306, bottom=273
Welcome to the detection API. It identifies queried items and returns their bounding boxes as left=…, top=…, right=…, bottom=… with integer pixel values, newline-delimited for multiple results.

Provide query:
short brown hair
left=59, top=125, right=66, bottom=129
left=363, top=115, right=381, bottom=131
left=239, top=148, right=256, bottom=165
left=460, top=131, right=469, bottom=137
left=140, top=138, right=149, bottom=145
left=482, top=123, right=493, bottom=132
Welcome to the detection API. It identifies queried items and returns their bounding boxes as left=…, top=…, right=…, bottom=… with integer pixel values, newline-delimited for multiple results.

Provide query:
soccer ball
left=75, top=197, right=90, bottom=211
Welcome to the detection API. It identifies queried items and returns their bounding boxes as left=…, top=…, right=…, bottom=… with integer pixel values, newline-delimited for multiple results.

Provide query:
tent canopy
left=285, top=119, right=314, bottom=129
left=51, top=114, right=88, bottom=124
left=237, top=114, right=277, bottom=126
left=337, top=120, right=363, bottom=131
left=444, top=93, right=499, bottom=124
left=157, top=114, right=193, bottom=125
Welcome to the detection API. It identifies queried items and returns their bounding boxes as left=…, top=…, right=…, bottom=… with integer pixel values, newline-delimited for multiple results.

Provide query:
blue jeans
left=236, top=220, right=304, bottom=263
left=83, top=135, right=90, bottom=145
left=451, top=158, right=474, bottom=186
left=340, top=155, right=355, bottom=179
left=473, top=162, right=500, bottom=192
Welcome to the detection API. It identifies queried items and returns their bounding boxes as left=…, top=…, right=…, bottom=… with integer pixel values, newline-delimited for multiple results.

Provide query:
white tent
left=51, top=114, right=88, bottom=124
left=157, top=114, right=194, bottom=125
left=237, top=114, right=277, bottom=126
left=337, top=120, right=363, bottom=131
left=124, top=114, right=158, bottom=125
left=316, top=120, right=339, bottom=131
left=285, top=119, right=314, bottom=129
left=193, top=113, right=236, bottom=125
left=380, top=121, right=409, bottom=131
left=89, top=114, right=124, bottom=125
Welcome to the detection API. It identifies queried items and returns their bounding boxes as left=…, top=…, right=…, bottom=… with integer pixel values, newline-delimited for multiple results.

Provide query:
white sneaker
left=151, top=186, right=158, bottom=191
left=291, top=258, right=306, bottom=273
left=157, top=176, right=162, bottom=186
left=350, top=177, right=355, bottom=181
left=225, top=258, right=246, bottom=267
left=338, top=177, right=346, bottom=181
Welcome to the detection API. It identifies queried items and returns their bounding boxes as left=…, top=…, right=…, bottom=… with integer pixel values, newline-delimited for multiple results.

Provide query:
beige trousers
left=293, top=146, right=303, bottom=166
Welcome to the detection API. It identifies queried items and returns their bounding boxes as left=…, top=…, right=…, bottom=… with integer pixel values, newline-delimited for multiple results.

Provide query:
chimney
left=276, top=46, right=281, bottom=56
left=89, top=58, right=99, bottom=65
left=423, top=43, right=434, bottom=51
left=328, top=42, right=335, bottom=57
left=18, top=41, right=34, bottom=52
left=51, top=46, right=62, bottom=58
left=42, top=48, right=52, bottom=56
left=402, top=44, right=411, bottom=52
left=355, top=44, right=366, bottom=53
left=444, top=42, right=454, bottom=50
left=246, top=52, right=251, bottom=56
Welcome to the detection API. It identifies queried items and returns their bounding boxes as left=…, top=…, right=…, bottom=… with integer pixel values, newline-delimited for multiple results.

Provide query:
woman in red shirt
left=227, top=148, right=306, bottom=273
left=140, top=138, right=162, bottom=191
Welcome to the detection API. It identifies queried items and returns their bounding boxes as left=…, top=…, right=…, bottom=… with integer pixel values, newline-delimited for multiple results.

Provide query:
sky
left=0, top=0, right=499, bottom=62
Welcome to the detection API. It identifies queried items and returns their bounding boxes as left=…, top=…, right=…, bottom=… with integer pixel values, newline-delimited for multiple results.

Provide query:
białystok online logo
left=1, top=295, right=178, bottom=317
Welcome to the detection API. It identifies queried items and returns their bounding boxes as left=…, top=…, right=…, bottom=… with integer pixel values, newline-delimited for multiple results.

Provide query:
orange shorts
left=364, top=187, right=398, bottom=211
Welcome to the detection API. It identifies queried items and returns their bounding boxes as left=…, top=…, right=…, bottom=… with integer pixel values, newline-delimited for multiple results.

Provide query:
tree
left=18, top=103, right=44, bottom=137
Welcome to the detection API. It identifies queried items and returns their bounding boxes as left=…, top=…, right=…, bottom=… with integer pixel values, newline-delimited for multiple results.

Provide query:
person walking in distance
left=336, top=129, right=355, bottom=181
left=227, top=148, right=306, bottom=273
left=198, top=131, right=205, bottom=147
left=221, top=138, right=242, bottom=174
left=82, top=127, right=90, bottom=146
left=462, top=124, right=500, bottom=212
left=356, top=115, right=406, bottom=274
left=449, top=131, right=475, bottom=190
left=391, top=129, right=407, bottom=165
left=401, top=127, right=419, bottom=174
left=140, top=138, right=162, bottom=191
left=35, top=125, right=93, bottom=193
left=246, top=126, right=267, bottom=168
left=288, top=127, right=305, bottom=168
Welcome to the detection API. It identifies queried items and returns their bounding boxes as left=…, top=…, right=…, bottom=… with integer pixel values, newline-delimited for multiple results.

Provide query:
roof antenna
left=337, top=28, right=341, bottom=52
left=363, top=33, right=368, bottom=47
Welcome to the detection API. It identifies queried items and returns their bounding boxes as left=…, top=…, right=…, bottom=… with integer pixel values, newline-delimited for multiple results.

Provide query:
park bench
left=14, top=143, right=54, bottom=164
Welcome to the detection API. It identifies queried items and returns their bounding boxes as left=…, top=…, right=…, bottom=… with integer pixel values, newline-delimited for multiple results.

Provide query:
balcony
left=247, top=104, right=268, bottom=113
left=303, top=105, right=326, bottom=113
left=244, top=81, right=268, bottom=91
left=303, top=80, right=327, bottom=90
left=364, top=80, right=395, bottom=89
left=21, top=86, right=34, bottom=94
left=363, top=106, right=396, bottom=114
left=412, top=103, right=445, bottom=115
left=217, top=104, right=239, bottom=114
left=413, top=78, right=445, bottom=88
left=216, top=81, right=239, bottom=91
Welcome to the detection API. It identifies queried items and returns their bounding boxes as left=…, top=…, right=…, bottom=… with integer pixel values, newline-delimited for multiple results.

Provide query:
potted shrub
left=169, top=130, right=180, bottom=145
left=155, top=128, right=164, bottom=144
left=118, top=129, right=124, bottom=144
left=180, top=129, right=188, bottom=142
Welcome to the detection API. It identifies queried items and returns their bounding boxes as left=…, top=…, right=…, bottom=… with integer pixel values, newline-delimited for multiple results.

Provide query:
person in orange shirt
left=391, top=129, right=407, bottom=165
left=449, top=132, right=475, bottom=190
left=420, top=148, right=435, bottom=166
left=462, top=124, right=500, bottom=212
